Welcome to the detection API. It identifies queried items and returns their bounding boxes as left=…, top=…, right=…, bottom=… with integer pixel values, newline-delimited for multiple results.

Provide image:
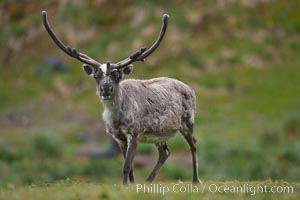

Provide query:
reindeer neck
left=100, top=86, right=124, bottom=125
left=101, top=86, right=124, bottom=108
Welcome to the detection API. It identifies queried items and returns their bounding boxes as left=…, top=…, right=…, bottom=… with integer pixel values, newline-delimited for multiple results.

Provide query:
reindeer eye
left=94, top=71, right=103, bottom=80
left=111, top=70, right=120, bottom=80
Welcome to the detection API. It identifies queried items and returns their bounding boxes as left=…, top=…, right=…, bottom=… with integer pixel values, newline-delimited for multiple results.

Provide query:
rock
left=36, top=56, right=69, bottom=76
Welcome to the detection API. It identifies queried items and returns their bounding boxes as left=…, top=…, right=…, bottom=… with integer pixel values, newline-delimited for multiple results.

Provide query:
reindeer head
left=82, top=62, right=133, bottom=100
left=41, top=11, right=169, bottom=101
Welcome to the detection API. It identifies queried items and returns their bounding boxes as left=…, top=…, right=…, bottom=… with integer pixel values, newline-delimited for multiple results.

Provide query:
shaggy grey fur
left=101, top=77, right=196, bottom=143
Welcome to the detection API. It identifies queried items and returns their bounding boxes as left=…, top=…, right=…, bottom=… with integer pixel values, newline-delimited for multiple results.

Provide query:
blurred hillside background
left=0, top=0, right=299, bottom=186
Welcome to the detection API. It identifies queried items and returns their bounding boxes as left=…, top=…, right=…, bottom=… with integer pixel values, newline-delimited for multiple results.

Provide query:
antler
left=115, top=14, right=169, bottom=69
left=41, top=11, right=101, bottom=68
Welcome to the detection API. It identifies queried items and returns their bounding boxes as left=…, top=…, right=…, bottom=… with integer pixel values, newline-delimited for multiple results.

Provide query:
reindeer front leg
left=123, top=134, right=138, bottom=184
left=117, top=140, right=135, bottom=182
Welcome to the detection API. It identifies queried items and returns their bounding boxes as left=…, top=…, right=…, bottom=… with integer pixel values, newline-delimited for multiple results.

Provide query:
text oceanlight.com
left=135, top=183, right=294, bottom=196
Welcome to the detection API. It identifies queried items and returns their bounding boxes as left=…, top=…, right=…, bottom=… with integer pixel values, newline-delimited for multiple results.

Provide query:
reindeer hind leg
left=180, top=117, right=201, bottom=183
left=146, top=142, right=170, bottom=182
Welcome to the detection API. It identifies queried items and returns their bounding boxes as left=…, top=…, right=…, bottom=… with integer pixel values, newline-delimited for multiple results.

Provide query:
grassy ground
left=1, top=181, right=299, bottom=200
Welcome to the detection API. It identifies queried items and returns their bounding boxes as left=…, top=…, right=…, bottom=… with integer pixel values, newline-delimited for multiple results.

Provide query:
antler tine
left=41, top=11, right=101, bottom=67
left=116, top=14, right=169, bottom=68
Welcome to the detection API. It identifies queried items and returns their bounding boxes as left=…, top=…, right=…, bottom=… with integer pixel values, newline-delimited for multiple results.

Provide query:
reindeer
left=42, top=11, right=201, bottom=184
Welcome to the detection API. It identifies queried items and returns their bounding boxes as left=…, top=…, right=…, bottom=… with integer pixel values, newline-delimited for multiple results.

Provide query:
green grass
left=0, top=181, right=299, bottom=200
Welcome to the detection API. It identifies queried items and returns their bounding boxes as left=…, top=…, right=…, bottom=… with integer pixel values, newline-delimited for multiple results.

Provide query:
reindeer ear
left=122, top=65, right=133, bottom=75
left=82, top=64, right=95, bottom=77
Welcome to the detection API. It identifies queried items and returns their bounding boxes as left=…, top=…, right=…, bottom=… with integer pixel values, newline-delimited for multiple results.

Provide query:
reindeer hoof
left=193, top=178, right=202, bottom=184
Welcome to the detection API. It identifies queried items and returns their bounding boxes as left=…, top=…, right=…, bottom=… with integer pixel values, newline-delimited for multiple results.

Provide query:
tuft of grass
left=0, top=145, right=24, bottom=163
left=30, top=132, right=64, bottom=158
left=137, top=144, right=155, bottom=155
left=161, top=164, right=191, bottom=181
left=82, top=159, right=123, bottom=181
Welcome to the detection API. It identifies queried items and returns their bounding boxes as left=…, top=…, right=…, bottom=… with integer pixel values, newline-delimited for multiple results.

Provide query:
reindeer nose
left=100, top=83, right=113, bottom=96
